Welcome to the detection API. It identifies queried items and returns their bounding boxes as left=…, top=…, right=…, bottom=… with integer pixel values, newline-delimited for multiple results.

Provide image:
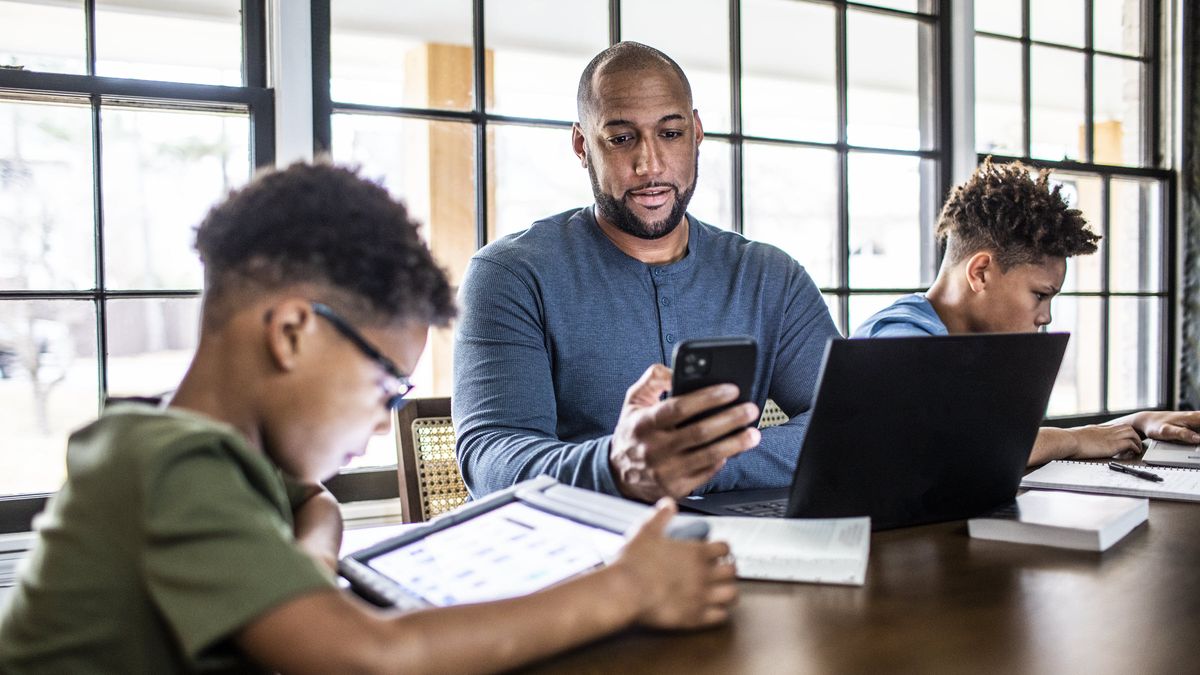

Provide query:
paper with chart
left=703, top=516, right=870, bottom=586
left=1021, top=460, right=1200, bottom=502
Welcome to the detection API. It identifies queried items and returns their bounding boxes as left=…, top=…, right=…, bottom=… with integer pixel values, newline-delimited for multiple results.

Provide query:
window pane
left=0, top=99, right=94, bottom=291
left=488, top=124, right=594, bottom=241
left=1030, top=46, right=1085, bottom=161
left=742, top=143, right=839, bottom=288
left=1046, top=295, right=1102, bottom=416
left=1050, top=172, right=1103, bottom=293
left=0, top=0, right=86, bottom=74
left=848, top=153, right=926, bottom=289
left=1030, top=0, right=1084, bottom=48
left=1094, top=0, right=1144, bottom=56
left=330, top=0, right=473, bottom=110
left=1109, top=178, right=1161, bottom=292
left=0, top=300, right=98, bottom=496
left=106, top=298, right=200, bottom=398
left=822, top=293, right=843, bottom=335
left=101, top=106, right=250, bottom=291
left=741, top=0, right=837, bottom=143
left=690, top=137, right=733, bottom=230
left=622, top=0, right=731, bottom=133
left=974, top=36, right=1023, bottom=156
left=847, top=10, right=931, bottom=150
left=974, top=0, right=1021, bottom=37
left=1094, top=56, right=1145, bottom=167
left=487, top=0, right=607, bottom=120
left=332, top=114, right=477, bottom=288
left=95, top=0, right=242, bottom=86
left=1107, top=297, right=1161, bottom=410
left=851, top=0, right=927, bottom=12
left=848, top=294, right=905, bottom=336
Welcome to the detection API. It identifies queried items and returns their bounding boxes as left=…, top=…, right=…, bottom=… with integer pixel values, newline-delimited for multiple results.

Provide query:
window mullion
left=730, top=0, right=744, bottom=236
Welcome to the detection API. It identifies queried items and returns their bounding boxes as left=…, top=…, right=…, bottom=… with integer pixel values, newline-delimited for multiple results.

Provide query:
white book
left=1021, top=460, right=1200, bottom=502
left=702, top=516, right=870, bottom=586
left=968, top=491, right=1147, bottom=551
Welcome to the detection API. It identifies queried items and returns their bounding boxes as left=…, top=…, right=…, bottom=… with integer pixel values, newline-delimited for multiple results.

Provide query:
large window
left=974, top=0, right=1172, bottom=418
left=0, top=0, right=271, bottom=531
left=315, top=0, right=949, bottom=478
left=0, top=0, right=1181, bottom=530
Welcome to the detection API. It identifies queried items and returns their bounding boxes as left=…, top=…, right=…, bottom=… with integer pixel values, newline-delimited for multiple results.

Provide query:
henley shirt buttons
left=661, top=297, right=671, bottom=306
left=666, top=333, right=675, bottom=343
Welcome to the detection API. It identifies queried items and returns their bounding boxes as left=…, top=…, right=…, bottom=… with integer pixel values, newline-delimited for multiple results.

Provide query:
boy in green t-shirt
left=0, top=163, right=737, bottom=674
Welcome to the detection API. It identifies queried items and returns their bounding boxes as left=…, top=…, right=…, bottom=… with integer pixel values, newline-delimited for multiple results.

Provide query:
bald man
left=453, top=42, right=840, bottom=503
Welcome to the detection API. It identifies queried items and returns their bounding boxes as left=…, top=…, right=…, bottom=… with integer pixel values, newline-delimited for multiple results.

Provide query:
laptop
left=683, top=333, right=1069, bottom=530
left=1142, top=439, right=1200, bottom=469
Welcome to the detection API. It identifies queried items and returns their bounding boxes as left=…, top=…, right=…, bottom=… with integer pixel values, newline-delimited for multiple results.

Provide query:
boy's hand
left=1128, top=411, right=1200, bottom=445
left=610, top=364, right=760, bottom=503
left=1065, top=424, right=1143, bottom=459
left=611, top=498, right=738, bottom=629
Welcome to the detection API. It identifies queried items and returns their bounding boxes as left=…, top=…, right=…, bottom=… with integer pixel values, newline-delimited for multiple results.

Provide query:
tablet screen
left=366, top=502, right=626, bottom=606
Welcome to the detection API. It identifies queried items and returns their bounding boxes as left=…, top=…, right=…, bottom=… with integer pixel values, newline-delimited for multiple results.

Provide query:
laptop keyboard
left=724, top=498, right=788, bottom=518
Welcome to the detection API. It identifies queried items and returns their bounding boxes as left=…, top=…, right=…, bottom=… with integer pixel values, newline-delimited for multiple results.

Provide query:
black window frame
left=0, top=0, right=274, bottom=534
left=311, top=0, right=954, bottom=502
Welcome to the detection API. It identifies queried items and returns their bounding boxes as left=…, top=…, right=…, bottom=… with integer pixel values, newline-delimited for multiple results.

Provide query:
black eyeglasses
left=311, top=302, right=415, bottom=410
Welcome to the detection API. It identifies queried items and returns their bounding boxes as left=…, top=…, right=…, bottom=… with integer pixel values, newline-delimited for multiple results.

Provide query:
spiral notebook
left=1020, top=460, right=1200, bottom=502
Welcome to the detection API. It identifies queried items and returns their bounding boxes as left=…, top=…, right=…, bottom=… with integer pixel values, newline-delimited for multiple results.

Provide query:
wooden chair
left=759, top=398, right=790, bottom=428
left=394, top=397, right=469, bottom=522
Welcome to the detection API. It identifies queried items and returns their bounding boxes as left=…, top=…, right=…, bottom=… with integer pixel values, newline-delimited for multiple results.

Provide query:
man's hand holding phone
left=609, top=363, right=761, bottom=503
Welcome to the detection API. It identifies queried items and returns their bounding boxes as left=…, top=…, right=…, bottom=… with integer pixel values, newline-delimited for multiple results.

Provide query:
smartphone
left=670, top=336, right=758, bottom=428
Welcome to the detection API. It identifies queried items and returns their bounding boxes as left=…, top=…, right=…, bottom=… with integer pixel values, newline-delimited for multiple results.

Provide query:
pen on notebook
left=1108, top=461, right=1164, bottom=483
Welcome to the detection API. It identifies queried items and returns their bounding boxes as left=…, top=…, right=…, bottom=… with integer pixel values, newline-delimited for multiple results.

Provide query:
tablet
left=339, top=476, right=709, bottom=610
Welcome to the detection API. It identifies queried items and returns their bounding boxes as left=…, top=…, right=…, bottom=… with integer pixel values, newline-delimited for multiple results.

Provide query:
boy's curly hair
left=194, top=162, right=455, bottom=327
left=937, top=157, right=1100, bottom=269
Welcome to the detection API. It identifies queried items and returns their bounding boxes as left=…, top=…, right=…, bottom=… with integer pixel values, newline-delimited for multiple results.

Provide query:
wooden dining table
left=527, top=498, right=1200, bottom=674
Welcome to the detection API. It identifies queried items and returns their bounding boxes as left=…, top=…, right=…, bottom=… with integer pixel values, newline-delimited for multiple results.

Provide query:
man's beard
left=589, top=155, right=699, bottom=240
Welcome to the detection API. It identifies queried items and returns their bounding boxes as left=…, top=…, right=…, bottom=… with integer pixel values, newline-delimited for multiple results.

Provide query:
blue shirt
left=852, top=294, right=948, bottom=338
left=453, top=207, right=840, bottom=497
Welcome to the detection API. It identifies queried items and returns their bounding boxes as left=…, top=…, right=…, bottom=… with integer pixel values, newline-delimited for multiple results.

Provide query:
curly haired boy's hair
left=937, top=157, right=1100, bottom=269
left=194, top=162, right=455, bottom=328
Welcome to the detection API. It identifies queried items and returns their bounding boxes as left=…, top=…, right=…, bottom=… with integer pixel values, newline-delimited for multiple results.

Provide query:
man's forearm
left=457, top=429, right=620, bottom=496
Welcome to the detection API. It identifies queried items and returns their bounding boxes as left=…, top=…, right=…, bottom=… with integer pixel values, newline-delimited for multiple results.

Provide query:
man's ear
left=263, top=298, right=318, bottom=372
left=572, top=122, right=588, bottom=168
left=964, top=251, right=995, bottom=294
left=693, top=108, right=704, bottom=147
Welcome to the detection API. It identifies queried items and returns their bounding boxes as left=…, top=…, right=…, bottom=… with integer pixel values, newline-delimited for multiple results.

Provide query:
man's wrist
left=599, top=436, right=630, bottom=497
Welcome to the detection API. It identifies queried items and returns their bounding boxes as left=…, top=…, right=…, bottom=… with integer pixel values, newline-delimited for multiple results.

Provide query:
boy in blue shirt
left=855, top=158, right=1200, bottom=465
left=0, top=163, right=737, bottom=674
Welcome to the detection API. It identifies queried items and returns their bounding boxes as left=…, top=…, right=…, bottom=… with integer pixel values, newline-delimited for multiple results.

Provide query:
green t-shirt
left=0, top=404, right=335, bottom=674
